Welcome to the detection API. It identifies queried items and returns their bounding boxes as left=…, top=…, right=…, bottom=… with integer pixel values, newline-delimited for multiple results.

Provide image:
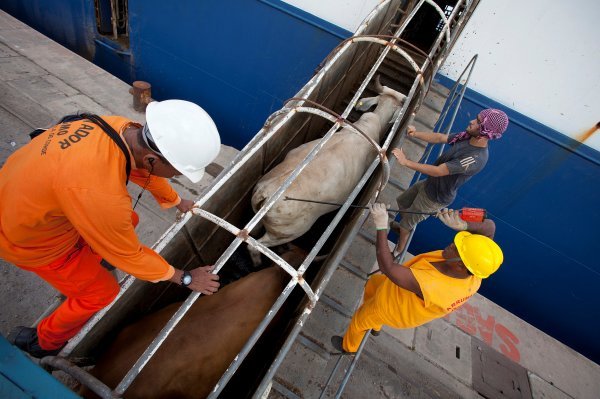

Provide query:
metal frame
left=40, top=1, right=480, bottom=397
left=262, top=0, right=476, bottom=395
left=320, top=53, right=480, bottom=399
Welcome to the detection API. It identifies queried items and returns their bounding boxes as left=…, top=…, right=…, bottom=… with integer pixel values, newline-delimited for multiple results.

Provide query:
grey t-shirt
left=424, top=134, right=489, bottom=204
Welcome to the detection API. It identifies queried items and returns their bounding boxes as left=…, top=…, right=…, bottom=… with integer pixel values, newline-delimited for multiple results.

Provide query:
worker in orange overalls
left=331, top=205, right=503, bottom=353
left=1, top=100, right=222, bottom=358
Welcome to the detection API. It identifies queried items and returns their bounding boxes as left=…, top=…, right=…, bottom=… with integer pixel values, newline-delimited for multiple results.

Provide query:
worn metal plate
left=472, top=337, right=532, bottom=399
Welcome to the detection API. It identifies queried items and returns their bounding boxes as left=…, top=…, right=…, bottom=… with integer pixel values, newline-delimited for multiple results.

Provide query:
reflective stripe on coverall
left=342, top=251, right=481, bottom=352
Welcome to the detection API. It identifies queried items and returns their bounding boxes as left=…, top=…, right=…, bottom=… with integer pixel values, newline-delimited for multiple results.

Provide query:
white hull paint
left=282, top=0, right=381, bottom=33
left=439, top=0, right=600, bottom=150
left=290, top=0, right=600, bottom=149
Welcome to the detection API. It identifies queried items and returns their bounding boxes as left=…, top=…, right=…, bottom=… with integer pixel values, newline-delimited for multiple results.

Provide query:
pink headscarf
left=449, top=108, right=509, bottom=144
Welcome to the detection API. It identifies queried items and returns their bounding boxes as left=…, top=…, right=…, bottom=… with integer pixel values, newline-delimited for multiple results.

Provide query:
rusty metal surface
left=130, top=80, right=152, bottom=112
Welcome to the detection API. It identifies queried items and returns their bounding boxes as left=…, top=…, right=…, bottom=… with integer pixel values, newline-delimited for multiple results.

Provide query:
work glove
left=370, top=203, right=390, bottom=230
left=437, top=208, right=467, bottom=231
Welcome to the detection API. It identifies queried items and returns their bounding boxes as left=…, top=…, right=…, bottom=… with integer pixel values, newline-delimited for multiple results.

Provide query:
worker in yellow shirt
left=332, top=204, right=503, bottom=353
left=1, top=100, right=221, bottom=358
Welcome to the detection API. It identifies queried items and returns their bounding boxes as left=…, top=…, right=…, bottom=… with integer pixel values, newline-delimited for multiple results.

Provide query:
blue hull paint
left=410, top=74, right=600, bottom=363
left=1, top=0, right=351, bottom=149
left=126, top=0, right=349, bottom=147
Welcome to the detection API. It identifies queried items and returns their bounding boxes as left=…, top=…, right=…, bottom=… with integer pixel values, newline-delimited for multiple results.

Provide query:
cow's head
left=355, top=75, right=407, bottom=122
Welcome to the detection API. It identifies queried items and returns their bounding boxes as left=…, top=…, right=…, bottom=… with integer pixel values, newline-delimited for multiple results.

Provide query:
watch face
left=182, top=273, right=192, bottom=286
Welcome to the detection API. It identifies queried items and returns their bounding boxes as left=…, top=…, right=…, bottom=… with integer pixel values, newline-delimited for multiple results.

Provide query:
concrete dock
left=0, top=9, right=599, bottom=399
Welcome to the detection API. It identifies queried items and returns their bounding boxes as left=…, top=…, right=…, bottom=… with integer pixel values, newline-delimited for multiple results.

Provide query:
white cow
left=250, top=77, right=406, bottom=262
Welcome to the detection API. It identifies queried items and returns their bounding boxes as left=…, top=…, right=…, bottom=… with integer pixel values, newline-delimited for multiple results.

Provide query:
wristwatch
left=181, top=271, right=192, bottom=287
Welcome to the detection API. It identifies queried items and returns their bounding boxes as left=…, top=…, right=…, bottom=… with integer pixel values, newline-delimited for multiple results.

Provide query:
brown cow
left=82, top=248, right=305, bottom=398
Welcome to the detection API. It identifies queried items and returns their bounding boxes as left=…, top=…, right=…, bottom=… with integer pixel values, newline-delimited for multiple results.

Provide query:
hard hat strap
left=142, top=124, right=163, bottom=155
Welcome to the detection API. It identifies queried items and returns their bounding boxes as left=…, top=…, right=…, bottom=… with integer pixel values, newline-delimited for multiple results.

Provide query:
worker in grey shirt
left=391, top=108, right=509, bottom=255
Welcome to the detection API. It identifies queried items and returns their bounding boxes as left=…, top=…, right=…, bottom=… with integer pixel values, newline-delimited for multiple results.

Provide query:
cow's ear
left=355, top=96, right=378, bottom=111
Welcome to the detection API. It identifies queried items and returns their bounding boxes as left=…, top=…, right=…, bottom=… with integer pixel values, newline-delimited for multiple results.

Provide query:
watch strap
left=181, top=270, right=192, bottom=287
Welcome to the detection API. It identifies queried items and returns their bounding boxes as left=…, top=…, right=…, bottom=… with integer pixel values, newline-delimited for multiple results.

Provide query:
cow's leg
left=248, top=244, right=262, bottom=268
left=247, top=220, right=265, bottom=267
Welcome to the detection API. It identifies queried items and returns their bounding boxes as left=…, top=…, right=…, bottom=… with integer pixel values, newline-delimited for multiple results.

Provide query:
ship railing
left=39, top=1, right=479, bottom=398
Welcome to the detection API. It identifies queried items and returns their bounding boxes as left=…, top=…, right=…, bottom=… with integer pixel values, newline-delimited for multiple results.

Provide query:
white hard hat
left=144, top=100, right=221, bottom=183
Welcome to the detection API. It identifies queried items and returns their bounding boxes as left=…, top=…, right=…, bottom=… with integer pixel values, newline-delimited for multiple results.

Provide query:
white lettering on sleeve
left=459, top=157, right=476, bottom=170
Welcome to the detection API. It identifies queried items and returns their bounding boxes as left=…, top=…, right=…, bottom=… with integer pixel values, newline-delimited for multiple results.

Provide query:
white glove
left=437, top=208, right=467, bottom=231
left=370, top=203, right=390, bottom=230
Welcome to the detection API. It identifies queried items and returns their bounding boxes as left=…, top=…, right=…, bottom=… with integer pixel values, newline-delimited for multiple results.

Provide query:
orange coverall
left=0, top=116, right=183, bottom=350
left=343, top=251, right=481, bottom=352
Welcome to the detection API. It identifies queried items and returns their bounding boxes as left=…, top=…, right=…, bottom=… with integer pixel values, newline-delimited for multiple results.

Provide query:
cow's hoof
left=248, top=247, right=263, bottom=268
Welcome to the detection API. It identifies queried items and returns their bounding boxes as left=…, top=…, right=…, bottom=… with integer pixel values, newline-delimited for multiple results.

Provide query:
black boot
left=331, top=335, right=345, bottom=352
left=7, top=326, right=63, bottom=358
left=331, top=335, right=355, bottom=353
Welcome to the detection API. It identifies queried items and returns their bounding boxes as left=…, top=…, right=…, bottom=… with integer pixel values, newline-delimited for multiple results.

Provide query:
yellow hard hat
left=454, top=232, right=503, bottom=278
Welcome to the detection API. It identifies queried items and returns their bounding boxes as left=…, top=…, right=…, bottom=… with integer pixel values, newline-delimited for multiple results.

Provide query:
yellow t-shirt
left=376, top=250, right=481, bottom=328
left=0, top=116, right=179, bottom=282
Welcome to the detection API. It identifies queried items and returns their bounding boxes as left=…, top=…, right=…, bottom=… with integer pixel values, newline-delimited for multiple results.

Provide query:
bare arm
left=407, top=125, right=448, bottom=144
left=466, top=219, right=496, bottom=239
left=392, top=148, right=450, bottom=177
left=375, top=230, right=424, bottom=298
left=370, top=203, right=423, bottom=298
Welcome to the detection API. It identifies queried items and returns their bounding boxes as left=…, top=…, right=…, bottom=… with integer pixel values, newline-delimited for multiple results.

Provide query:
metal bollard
left=129, top=81, right=153, bottom=112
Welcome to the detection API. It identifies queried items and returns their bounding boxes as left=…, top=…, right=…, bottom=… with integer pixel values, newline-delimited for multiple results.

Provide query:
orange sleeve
left=130, top=169, right=181, bottom=209
left=56, top=186, right=175, bottom=282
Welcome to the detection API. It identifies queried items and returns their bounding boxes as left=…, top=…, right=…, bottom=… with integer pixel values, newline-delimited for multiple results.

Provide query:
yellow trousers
left=342, top=274, right=388, bottom=352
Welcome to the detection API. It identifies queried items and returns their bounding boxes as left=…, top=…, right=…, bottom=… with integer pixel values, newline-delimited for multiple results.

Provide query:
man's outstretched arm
left=406, top=125, right=448, bottom=144
left=437, top=209, right=496, bottom=238
left=392, top=147, right=450, bottom=177
left=370, top=204, right=424, bottom=299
